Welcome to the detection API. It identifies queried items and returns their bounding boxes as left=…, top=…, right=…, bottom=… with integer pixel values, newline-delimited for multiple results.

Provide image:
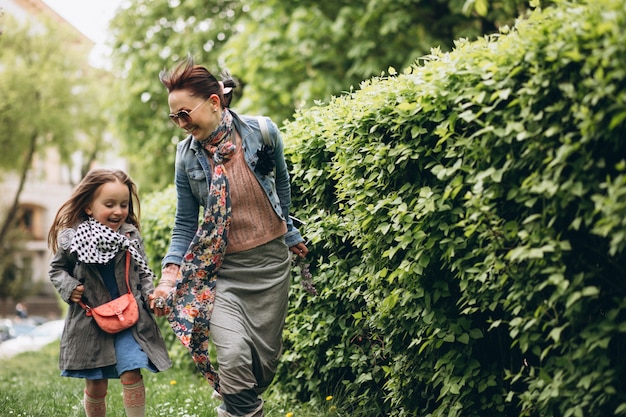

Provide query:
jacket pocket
left=187, top=168, right=209, bottom=203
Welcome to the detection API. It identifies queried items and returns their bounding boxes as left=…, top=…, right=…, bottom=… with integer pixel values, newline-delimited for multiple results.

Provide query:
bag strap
left=122, top=250, right=131, bottom=293
left=256, top=116, right=300, bottom=226
left=79, top=251, right=131, bottom=313
left=257, top=116, right=272, bottom=147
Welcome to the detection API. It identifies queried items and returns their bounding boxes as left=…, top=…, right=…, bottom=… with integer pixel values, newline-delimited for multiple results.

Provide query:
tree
left=109, top=0, right=540, bottom=192
left=109, top=0, right=246, bottom=192
left=222, top=0, right=533, bottom=121
left=0, top=14, right=111, bottom=299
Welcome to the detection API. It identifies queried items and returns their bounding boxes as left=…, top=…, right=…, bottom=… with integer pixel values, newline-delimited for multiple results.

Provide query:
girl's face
left=168, top=89, right=221, bottom=141
left=85, top=180, right=130, bottom=232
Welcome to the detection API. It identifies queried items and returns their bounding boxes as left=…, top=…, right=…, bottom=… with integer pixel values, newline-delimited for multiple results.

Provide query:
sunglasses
left=169, top=98, right=209, bottom=126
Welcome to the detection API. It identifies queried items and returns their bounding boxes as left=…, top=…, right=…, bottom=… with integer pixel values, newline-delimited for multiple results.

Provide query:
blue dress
left=61, top=260, right=158, bottom=380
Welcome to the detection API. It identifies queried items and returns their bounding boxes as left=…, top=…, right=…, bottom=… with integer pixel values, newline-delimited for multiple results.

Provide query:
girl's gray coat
left=49, top=223, right=172, bottom=372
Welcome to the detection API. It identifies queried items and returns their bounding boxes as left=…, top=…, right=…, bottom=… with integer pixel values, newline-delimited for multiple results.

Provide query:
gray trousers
left=211, top=238, right=291, bottom=416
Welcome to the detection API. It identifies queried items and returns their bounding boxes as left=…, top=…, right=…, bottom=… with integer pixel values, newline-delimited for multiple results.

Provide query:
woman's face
left=85, top=180, right=130, bottom=232
left=168, top=89, right=221, bottom=141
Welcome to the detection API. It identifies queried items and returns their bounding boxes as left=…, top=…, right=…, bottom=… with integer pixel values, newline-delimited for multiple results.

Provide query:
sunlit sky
left=42, top=0, right=126, bottom=66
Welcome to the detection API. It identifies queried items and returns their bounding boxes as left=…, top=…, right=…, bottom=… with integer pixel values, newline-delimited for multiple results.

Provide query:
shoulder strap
left=78, top=251, right=132, bottom=313
left=257, top=116, right=272, bottom=147
left=123, top=250, right=131, bottom=293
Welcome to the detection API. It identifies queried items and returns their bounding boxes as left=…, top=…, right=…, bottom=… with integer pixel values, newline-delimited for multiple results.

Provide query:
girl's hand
left=70, top=284, right=85, bottom=303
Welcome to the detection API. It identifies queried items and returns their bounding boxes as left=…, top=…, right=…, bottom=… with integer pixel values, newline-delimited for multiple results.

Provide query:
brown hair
left=47, top=169, right=141, bottom=252
left=159, top=55, right=236, bottom=108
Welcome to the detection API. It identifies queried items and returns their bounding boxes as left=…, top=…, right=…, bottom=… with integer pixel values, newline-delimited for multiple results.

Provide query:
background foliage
left=271, top=0, right=626, bottom=415
left=109, top=0, right=542, bottom=192
left=0, top=14, right=110, bottom=302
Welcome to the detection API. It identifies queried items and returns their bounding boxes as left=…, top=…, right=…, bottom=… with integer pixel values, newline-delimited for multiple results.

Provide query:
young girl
left=48, top=169, right=171, bottom=417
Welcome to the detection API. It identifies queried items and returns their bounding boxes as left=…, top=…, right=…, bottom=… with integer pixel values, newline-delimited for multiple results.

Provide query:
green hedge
left=277, top=0, right=626, bottom=416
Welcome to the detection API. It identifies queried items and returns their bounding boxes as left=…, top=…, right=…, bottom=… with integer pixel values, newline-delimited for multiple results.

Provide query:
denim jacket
left=162, top=110, right=304, bottom=268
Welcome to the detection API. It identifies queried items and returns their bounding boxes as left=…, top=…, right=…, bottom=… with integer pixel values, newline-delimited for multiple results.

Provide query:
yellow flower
left=286, top=413, right=294, bottom=417
left=326, top=395, right=333, bottom=401
left=170, top=380, right=177, bottom=385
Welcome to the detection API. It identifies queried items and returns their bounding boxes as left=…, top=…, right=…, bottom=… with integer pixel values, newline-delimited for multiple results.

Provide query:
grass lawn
left=0, top=341, right=334, bottom=417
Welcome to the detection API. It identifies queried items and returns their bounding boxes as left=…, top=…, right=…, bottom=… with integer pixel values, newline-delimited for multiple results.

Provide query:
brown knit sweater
left=224, top=141, right=287, bottom=254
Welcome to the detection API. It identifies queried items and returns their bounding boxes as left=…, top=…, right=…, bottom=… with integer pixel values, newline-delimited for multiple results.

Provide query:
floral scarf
left=199, top=108, right=233, bottom=149
left=166, top=109, right=236, bottom=393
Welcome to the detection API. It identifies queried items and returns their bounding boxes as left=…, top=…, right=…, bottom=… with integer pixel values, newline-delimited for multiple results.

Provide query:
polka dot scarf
left=70, top=217, right=155, bottom=280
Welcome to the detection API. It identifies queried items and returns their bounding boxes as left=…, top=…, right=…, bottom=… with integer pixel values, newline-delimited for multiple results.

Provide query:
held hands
left=70, top=284, right=85, bottom=303
left=149, top=264, right=179, bottom=317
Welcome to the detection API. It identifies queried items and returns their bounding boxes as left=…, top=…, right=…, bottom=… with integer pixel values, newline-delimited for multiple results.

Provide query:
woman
left=152, top=56, right=307, bottom=417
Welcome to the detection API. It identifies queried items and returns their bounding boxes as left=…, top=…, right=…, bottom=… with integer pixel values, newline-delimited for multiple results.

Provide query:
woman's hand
left=289, top=242, right=308, bottom=258
left=150, top=264, right=179, bottom=316
left=70, top=284, right=85, bottom=303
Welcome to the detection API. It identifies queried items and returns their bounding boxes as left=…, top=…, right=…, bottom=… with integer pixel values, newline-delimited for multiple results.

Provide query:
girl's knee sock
left=122, top=376, right=145, bottom=417
left=84, top=389, right=107, bottom=417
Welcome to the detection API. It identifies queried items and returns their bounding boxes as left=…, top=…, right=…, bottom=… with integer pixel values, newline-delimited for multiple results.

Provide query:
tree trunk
left=0, top=131, right=38, bottom=247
